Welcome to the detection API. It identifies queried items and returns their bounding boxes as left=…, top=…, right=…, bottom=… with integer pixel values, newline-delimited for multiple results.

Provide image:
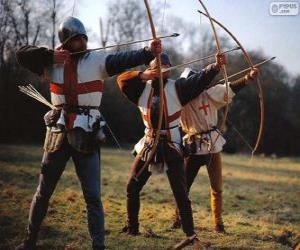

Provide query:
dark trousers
left=27, top=140, right=105, bottom=248
left=175, top=153, right=223, bottom=226
left=126, top=147, right=195, bottom=236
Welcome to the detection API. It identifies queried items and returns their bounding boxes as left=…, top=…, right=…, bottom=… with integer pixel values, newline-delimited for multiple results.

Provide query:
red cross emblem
left=199, top=101, right=210, bottom=115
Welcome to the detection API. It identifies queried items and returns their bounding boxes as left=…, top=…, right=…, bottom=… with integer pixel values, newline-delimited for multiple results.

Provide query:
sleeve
left=16, top=45, right=54, bottom=76
left=206, top=84, right=235, bottom=109
left=105, top=47, right=155, bottom=77
left=175, top=63, right=220, bottom=106
left=229, top=75, right=255, bottom=94
left=116, top=71, right=146, bottom=105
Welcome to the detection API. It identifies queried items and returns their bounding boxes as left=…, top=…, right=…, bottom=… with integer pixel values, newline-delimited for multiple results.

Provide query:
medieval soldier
left=171, top=67, right=259, bottom=233
left=15, top=16, right=161, bottom=250
left=116, top=53, right=226, bottom=248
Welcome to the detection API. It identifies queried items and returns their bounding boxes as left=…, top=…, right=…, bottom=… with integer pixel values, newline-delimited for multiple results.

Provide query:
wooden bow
left=134, top=0, right=165, bottom=181
left=199, top=10, right=265, bottom=156
left=197, top=0, right=230, bottom=153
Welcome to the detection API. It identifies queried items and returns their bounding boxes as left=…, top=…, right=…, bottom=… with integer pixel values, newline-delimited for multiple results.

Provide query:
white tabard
left=46, top=50, right=109, bottom=131
left=134, top=79, right=183, bottom=154
left=181, top=84, right=235, bottom=154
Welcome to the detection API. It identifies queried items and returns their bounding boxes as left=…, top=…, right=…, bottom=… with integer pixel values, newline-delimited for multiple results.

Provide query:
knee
left=210, top=179, right=223, bottom=194
left=41, top=161, right=58, bottom=178
left=173, top=187, right=191, bottom=207
left=34, top=184, right=52, bottom=203
left=85, top=191, right=101, bottom=208
left=210, top=187, right=223, bottom=196
left=126, top=179, right=141, bottom=198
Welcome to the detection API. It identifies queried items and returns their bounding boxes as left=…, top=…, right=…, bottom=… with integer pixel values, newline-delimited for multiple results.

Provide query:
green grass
left=0, top=144, right=299, bottom=249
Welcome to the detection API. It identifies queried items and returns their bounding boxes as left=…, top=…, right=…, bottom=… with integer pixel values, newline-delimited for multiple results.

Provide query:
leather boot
left=211, top=189, right=224, bottom=233
left=121, top=223, right=140, bottom=236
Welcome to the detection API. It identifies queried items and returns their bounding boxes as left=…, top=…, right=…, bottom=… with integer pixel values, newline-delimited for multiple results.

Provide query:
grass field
left=0, top=144, right=299, bottom=250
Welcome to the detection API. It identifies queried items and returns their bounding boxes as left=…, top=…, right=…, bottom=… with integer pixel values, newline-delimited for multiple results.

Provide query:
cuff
left=143, top=47, right=155, bottom=65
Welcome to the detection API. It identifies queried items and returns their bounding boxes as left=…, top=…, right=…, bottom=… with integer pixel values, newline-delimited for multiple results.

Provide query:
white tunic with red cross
left=134, top=79, right=183, bottom=154
left=47, top=51, right=108, bottom=131
left=180, top=84, right=235, bottom=154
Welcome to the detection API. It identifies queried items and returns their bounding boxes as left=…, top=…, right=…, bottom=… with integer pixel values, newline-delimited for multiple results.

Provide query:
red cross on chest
left=64, top=58, right=79, bottom=106
left=199, top=101, right=210, bottom=115
left=64, top=58, right=79, bottom=129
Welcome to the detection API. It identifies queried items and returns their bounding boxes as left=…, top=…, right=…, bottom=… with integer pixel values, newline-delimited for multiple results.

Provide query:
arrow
left=71, top=33, right=180, bottom=55
left=216, top=57, right=276, bottom=84
left=162, top=46, right=241, bottom=73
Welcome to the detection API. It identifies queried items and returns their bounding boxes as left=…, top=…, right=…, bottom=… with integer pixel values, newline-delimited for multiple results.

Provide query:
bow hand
left=214, top=52, right=227, bottom=70
left=149, top=38, right=162, bottom=56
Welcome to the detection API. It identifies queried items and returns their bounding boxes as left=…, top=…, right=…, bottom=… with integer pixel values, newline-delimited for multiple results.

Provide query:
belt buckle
left=202, top=137, right=212, bottom=152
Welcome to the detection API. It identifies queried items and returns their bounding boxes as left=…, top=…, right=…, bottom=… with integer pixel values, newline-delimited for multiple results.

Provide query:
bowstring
left=161, top=0, right=167, bottom=34
left=198, top=6, right=214, bottom=168
left=226, top=117, right=254, bottom=152
left=71, top=0, right=76, bottom=16
left=199, top=9, right=202, bottom=65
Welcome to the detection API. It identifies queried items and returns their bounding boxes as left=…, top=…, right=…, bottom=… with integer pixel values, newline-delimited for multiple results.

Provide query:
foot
left=121, top=225, right=140, bottom=236
left=213, top=223, right=226, bottom=233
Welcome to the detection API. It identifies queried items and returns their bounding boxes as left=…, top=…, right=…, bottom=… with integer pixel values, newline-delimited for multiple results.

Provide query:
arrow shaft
left=217, top=57, right=275, bottom=84
left=71, top=33, right=179, bottom=55
left=162, top=46, right=241, bottom=73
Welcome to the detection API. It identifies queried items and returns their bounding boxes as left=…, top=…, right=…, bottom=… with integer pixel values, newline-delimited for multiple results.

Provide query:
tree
left=0, top=0, right=70, bottom=143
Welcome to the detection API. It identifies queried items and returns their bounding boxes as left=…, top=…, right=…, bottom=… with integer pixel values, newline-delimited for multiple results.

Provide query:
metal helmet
left=58, top=16, right=88, bottom=45
left=180, top=68, right=197, bottom=78
left=160, top=53, right=172, bottom=66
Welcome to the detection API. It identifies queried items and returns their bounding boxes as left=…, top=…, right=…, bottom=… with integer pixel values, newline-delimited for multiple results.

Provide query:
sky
left=75, top=0, right=300, bottom=77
